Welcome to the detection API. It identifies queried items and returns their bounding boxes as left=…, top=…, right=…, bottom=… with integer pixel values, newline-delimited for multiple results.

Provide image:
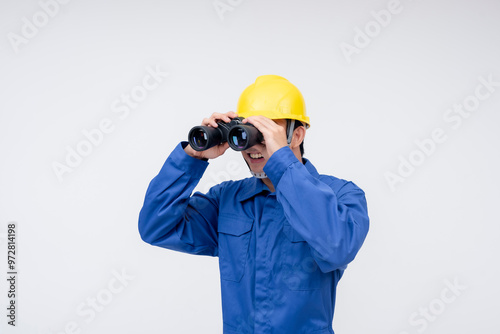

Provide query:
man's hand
left=242, top=116, right=288, bottom=159
left=184, top=111, right=237, bottom=160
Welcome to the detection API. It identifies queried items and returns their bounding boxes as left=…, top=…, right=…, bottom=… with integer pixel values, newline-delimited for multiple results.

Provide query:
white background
left=1, top=0, right=499, bottom=333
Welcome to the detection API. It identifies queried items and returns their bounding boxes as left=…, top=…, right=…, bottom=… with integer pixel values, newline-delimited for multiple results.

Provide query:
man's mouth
left=248, top=153, right=264, bottom=161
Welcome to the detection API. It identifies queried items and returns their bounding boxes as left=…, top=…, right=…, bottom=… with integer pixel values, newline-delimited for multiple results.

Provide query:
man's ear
left=290, top=125, right=306, bottom=149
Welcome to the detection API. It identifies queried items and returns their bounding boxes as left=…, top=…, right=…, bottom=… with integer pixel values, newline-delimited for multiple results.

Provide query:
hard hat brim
left=237, top=110, right=310, bottom=128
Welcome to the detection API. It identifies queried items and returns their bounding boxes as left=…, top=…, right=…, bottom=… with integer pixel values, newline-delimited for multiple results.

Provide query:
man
left=139, top=75, right=369, bottom=333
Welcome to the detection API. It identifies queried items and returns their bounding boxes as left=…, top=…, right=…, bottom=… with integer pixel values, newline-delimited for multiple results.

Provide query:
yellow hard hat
left=237, top=75, right=310, bottom=128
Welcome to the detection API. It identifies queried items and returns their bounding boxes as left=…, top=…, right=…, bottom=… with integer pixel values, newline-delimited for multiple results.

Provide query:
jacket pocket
left=283, top=223, right=306, bottom=242
left=281, top=222, right=321, bottom=290
left=217, top=215, right=253, bottom=282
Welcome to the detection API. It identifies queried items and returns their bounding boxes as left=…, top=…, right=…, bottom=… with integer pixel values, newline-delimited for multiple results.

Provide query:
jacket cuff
left=165, top=142, right=209, bottom=179
left=263, top=146, right=300, bottom=187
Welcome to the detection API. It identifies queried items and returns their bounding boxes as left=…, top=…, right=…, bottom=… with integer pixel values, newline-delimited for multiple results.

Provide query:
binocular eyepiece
left=188, top=117, right=263, bottom=151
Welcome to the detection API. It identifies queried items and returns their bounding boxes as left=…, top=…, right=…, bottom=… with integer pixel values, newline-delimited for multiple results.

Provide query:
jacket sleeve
left=264, top=147, right=369, bottom=273
left=138, top=142, right=220, bottom=257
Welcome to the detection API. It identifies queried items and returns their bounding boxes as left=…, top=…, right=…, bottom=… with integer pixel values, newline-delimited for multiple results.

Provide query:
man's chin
left=242, top=158, right=266, bottom=175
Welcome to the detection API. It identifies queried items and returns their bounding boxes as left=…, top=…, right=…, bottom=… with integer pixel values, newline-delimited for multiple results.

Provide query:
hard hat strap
left=286, top=119, right=295, bottom=146
left=250, top=171, right=268, bottom=179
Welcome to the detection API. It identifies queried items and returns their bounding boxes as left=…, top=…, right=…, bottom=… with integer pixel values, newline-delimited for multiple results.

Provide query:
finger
left=242, top=115, right=264, bottom=124
left=244, top=116, right=275, bottom=133
left=213, top=142, right=230, bottom=158
left=245, top=115, right=273, bottom=125
left=215, top=113, right=232, bottom=123
left=242, top=116, right=260, bottom=126
left=211, top=112, right=233, bottom=124
left=220, top=142, right=230, bottom=153
left=202, top=113, right=224, bottom=127
left=201, top=118, right=212, bottom=127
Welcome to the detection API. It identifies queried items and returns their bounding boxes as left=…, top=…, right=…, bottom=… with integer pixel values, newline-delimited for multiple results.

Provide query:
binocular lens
left=228, top=125, right=263, bottom=151
left=191, top=129, right=208, bottom=149
left=188, top=126, right=224, bottom=151
left=230, top=128, right=248, bottom=150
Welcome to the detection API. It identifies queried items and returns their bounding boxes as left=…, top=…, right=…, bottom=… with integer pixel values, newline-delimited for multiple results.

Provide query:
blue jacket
left=139, top=142, right=369, bottom=333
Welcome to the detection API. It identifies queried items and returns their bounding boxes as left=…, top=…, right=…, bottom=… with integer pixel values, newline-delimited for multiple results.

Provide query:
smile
left=249, top=153, right=263, bottom=159
left=248, top=153, right=264, bottom=162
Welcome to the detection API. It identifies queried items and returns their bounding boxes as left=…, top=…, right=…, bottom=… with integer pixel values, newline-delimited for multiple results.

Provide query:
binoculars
left=188, top=117, right=263, bottom=151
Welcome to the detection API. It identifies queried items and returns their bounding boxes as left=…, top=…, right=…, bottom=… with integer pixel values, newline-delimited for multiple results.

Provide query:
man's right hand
left=184, top=111, right=237, bottom=160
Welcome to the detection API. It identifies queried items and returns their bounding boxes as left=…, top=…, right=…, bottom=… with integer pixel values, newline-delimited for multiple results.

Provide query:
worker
left=138, top=75, right=369, bottom=333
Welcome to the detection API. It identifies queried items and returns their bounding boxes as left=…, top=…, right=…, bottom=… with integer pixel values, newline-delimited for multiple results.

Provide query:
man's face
left=240, top=119, right=288, bottom=175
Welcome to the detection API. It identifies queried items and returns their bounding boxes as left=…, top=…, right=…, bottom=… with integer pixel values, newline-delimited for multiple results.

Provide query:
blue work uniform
left=139, top=142, right=369, bottom=334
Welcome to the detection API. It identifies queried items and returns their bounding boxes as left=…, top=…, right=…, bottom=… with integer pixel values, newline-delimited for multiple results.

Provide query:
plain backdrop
left=1, top=0, right=499, bottom=333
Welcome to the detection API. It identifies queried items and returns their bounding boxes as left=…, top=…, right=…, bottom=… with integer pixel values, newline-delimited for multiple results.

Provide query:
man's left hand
left=242, top=116, right=288, bottom=159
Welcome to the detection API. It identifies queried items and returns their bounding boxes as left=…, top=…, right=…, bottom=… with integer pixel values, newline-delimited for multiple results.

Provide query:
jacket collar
left=236, top=158, right=319, bottom=202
